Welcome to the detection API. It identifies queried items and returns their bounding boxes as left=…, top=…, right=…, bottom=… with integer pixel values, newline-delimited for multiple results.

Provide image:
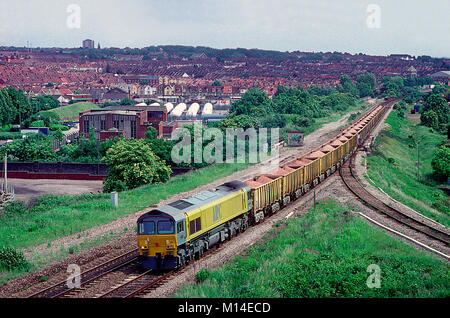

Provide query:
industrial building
left=79, top=104, right=177, bottom=140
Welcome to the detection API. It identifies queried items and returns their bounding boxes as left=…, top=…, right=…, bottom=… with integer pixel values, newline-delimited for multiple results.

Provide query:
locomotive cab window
left=158, top=220, right=175, bottom=234
left=177, top=221, right=184, bottom=233
left=138, top=220, right=155, bottom=235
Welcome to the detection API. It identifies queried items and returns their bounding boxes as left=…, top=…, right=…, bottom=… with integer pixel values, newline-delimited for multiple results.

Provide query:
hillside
left=365, top=107, right=449, bottom=226
left=40, top=102, right=100, bottom=121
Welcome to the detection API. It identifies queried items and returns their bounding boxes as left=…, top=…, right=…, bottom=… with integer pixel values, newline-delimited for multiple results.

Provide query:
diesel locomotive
left=137, top=101, right=392, bottom=270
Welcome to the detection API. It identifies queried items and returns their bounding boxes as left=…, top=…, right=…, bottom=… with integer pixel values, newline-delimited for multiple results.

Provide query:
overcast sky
left=0, top=0, right=448, bottom=57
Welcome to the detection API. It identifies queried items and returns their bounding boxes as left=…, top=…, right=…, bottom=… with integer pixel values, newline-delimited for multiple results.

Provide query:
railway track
left=97, top=270, right=168, bottom=298
left=27, top=248, right=139, bottom=298
left=340, top=154, right=450, bottom=246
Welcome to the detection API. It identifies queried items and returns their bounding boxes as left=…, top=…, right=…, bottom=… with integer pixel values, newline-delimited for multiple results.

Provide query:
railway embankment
left=358, top=107, right=449, bottom=227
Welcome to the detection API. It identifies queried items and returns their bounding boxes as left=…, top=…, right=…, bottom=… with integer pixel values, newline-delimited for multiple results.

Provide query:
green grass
left=174, top=199, right=449, bottom=298
left=365, top=108, right=449, bottom=226
left=40, top=102, right=100, bottom=121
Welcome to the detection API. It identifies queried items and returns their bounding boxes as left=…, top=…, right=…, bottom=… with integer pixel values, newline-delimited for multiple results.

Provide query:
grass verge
left=365, top=108, right=449, bottom=226
left=174, top=199, right=449, bottom=298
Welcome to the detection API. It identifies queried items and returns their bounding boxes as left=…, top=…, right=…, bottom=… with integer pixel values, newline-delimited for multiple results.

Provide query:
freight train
left=137, top=101, right=391, bottom=270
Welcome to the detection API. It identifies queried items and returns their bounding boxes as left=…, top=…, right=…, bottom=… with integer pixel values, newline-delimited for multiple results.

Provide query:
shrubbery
left=103, top=139, right=172, bottom=192
left=222, top=84, right=358, bottom=131
left=0, top=246, right=31, bottom=271
left=431, top=146, right=450, bottom=181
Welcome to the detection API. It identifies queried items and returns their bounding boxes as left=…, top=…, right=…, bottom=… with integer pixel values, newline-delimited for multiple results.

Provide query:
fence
left=1, top=161, right=191, bottom=180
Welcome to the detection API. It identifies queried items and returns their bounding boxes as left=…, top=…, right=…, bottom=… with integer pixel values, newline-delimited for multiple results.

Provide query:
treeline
left=219, top=72, right=375, bottom=132
left=69, top=45, right=295, bottom=61
left=0, top=88, right=60, bottom=127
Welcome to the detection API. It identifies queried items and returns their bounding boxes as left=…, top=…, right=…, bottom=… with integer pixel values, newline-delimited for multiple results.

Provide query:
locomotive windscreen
left=138, top=217, right=174, bottom=235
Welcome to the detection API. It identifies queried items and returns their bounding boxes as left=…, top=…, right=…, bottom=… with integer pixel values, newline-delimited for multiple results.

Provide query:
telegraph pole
left=417, top=141, right=420, bottom=182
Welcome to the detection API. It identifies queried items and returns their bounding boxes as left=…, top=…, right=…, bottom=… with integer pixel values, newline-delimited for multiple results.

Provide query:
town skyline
left=1, top=0, right=449, bottom=58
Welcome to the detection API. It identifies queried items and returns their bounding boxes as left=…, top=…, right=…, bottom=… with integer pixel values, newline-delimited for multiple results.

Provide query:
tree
left=0, top=89, right=18, bottom=125
left=381, top=76, right=404, bottom=98
left=230, top=88, right=271, bottom=117
left=103, top=139, right=172, bottom=192
left=30, top=95, right=60, bottom=112
left=0, top=134, right=57, bottom=162
left=272, top=85, right=325, bottom=118
left=431, top=146, right=450, bottom=181
left=356, top=72, right=376, bottom=97
left=211, top=80, right=223, bottom=86
left=422, top=94, right=449, bottom=131
left=338, top=75, right=359, bottom=97
left=5, top=88, right=31, bottom=124
left=145, top=126, right=158, bottom=139
left=421, top=110, right=439, bottom=130
left=120, top=98, right=134, bottom=106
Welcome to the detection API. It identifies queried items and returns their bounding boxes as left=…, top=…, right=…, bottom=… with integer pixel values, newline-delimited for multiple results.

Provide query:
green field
left=174, top=199, right=449, bottom=298
left=40, top=102, right=100, bottom=121
left=365, top=108, right=449, bottom=226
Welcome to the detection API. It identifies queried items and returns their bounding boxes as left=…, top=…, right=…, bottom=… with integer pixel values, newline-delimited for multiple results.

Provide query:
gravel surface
left=9, top=178, right=103, bottom=203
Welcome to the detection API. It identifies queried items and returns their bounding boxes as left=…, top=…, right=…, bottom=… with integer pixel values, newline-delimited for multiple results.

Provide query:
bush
left=431, top=146, right=450, bottom=181
left=0, top=201, right=27, bottom=219
left=421, top=110, right=439, bottom=130
left=0, top=246, right=31, bottom=271
left=195, top=269, right=211, bottom=283
left=348, top=112, right=360, bottom=122
left=103, top=139, right=172, bottom=192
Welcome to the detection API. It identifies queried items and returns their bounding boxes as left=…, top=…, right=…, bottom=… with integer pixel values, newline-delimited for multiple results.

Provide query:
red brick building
left=79, top=105, right=177, bottom=140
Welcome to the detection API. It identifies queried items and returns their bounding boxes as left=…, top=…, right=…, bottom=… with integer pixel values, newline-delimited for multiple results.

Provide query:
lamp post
left=414, top=126, right=421, bottom=182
